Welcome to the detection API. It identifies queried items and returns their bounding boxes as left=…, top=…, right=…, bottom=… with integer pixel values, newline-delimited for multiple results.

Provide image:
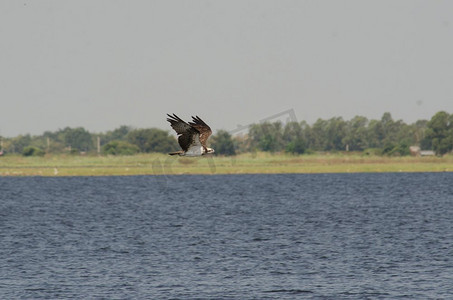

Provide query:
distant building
left=409, top=146, right=420, bottom=156
left=410, top=146, right=435, bottom=157
left=420, top=150, right=435, bottom=156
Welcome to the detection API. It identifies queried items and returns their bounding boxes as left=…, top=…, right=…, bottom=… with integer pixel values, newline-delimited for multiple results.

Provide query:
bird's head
left=206, top=147, right=215, bottom=154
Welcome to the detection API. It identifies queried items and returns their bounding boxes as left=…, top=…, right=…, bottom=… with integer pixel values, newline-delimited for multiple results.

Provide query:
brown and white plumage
left=166, top=114, right=214, bottom=156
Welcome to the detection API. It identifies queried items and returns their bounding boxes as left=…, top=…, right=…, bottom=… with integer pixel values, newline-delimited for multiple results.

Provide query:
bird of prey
left=166, top=114, right=214, bottom=156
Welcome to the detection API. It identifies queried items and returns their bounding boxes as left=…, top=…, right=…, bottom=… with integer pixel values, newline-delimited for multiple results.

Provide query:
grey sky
left=1, top=1, right=452, bottom=137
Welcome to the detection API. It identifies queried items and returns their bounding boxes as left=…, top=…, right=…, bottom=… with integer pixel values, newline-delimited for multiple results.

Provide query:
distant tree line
left=241, top=111, right=452, bottom=156
left=0, top=111, right=452, bottom=157
left=0, top=126, right=178, bottom=156
left=240, top=111, right=453, bottom=156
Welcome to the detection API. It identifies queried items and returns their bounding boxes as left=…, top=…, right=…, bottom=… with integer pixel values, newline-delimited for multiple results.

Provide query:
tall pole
left=97, top=136, right=101, bottom=154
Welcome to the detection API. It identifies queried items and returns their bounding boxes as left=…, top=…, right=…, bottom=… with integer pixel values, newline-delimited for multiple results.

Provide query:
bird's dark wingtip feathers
left=167, top=114, right=209, bottom=128
left=167, top=113, right=182, bottom=123
left=190, top=115, right=204, bottom=125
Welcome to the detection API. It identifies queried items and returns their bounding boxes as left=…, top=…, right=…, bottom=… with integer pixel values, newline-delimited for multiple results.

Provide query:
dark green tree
left=343, top=116, right=369, bottom=151
left=210, top=130, right=236, bottom=156
left=127, top=128, right=178, bottom=153
left=249, top=122, right=284, bottom=152
left=309, top=119, right=328, bottom=150
left=283, top=122, right=307, bottom=154
left=380, top=113, right=407, bottom=146
left=22, top=146, right=45, bottom=157
left=325, top=117, right=347, bottom=150
left=101, top=125, right=133, bottom=144
left=285, top=138, right=306, bottom=154
left=63, top=127, right=94, bottom=152
left=367, top=119, right=384, bottom=148
left=102, top=140, right=140, bottom=155
left=426, top=111, right=453, bottom=155
left=9, top=135, right=32, bottom=154
left=283, top=122, right=303, bottom=144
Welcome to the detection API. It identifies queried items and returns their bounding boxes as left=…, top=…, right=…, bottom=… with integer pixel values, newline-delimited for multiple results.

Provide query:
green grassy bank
left=1, top=152, right=453, bottom=176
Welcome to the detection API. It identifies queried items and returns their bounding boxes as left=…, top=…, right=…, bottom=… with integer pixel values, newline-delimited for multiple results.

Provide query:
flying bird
left=167, top=114, right=215, bottom=156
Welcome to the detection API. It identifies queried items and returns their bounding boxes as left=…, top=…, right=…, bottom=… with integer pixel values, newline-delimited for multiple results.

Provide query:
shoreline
left=1, top=152, right=453, bottom=176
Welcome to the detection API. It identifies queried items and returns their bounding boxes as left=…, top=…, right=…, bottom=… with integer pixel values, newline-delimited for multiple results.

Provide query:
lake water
left=1, top=173, right=452, bottom=299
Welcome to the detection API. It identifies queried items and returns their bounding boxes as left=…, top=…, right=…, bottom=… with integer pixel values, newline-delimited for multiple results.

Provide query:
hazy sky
left=1, top=1, right=453, bottom=137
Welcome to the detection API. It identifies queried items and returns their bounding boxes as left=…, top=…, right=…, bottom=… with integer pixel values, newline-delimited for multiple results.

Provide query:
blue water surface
left=1, top=173, right=452, bottom=299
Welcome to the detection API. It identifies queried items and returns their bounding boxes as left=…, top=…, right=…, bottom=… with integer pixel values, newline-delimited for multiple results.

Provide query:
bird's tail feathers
left=168, top=151, right=184, bottom=156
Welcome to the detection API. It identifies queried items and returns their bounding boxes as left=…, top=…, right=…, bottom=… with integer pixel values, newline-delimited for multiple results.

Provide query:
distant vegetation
left=102, top=141, right=140, bottom=156
left=0, top=111, right=452, bottom=157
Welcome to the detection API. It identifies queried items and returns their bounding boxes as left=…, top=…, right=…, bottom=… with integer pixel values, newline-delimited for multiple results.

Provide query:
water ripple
left=1, top=173, right=452, bottom=299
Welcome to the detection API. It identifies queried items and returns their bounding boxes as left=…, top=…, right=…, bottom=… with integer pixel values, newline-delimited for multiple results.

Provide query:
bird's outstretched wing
left=167, top=114, right=199, bottom=151
left=189, top=116, right=212, bottom=148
